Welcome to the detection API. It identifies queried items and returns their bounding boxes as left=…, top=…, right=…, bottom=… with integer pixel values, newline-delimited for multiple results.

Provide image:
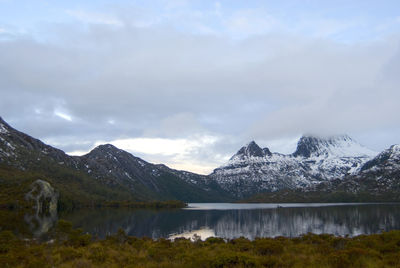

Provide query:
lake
left=57, top=203, right=400, bottom=240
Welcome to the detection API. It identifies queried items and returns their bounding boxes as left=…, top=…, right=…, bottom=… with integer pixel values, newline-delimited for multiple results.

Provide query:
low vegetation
left=1, top=220, right=400, bottom=267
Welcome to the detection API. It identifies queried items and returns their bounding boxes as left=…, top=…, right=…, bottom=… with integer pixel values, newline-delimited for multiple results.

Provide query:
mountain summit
left=2, top=115, right=397, bottom=202
left=293, top=135, right=376, bottom=158
left=361, top=144, right=400, bottom=171
left=210, top=134, right=378, bottom=198
left=230, top=141, right=268, bottom=160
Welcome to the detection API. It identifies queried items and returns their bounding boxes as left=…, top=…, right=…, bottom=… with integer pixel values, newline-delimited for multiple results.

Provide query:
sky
left=1, top=0, right=400, bottom=174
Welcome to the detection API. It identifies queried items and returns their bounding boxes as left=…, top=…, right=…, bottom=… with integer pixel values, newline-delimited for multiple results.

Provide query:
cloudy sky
left=1, top=0, right=400, bottom=174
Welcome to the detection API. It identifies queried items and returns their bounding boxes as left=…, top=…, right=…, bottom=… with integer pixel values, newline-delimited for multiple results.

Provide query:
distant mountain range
left=209, top=135, right=377, bottom=198
left=1, top=116, right=400, bottom=205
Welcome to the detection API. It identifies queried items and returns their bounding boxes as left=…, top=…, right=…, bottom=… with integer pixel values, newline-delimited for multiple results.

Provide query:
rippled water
left=58, top=203, right=400, bottom=240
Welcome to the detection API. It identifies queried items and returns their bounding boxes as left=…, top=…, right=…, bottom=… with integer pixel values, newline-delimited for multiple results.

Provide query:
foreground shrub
left=1, top=224, right=400, bottom=267
left=254, top=238, right=284, bottom=255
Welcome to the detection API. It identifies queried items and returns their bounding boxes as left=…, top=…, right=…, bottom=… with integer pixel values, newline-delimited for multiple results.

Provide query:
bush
left=0, top=231, right=16, bottom=253
left=88, top=244, right=108, bottom=263
left=230, top=237, right=252, bottom=252
left=205, top=237, right=225, bottom=245
left=210, top=252, right=256, bottom=268
left=254, top=238, right=284, bottom=255
left=54, top=220, right=91, bottom=247
left=1, top=220, right=400, bottom=267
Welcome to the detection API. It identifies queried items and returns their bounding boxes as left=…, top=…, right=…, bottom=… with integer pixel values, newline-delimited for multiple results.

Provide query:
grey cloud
left=1, top=22, right=400, bottom=171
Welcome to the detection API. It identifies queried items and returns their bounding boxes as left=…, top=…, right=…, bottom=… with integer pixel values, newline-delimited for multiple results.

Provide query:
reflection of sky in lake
left=59, top=203, right=400, bottom=240
left=169, top=227, right=215, bottom=241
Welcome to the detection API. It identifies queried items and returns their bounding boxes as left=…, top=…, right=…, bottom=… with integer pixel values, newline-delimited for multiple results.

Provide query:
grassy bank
left=1, top=220, right=400, bottom=267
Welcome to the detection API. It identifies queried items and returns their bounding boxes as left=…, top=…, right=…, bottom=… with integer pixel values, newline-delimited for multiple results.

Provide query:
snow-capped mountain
left=3, top=115, right=399, bottom=202
left=0, top=116, right=78, bottom=168
left=293, top=135, right=376, bottom=158
left=242, top=143, right=400, bottom=203
left=210, top=135, right=377, bottom=198
left=361, top=144, right=400, bottom=172
left=335, top=144, right=400, bottom=194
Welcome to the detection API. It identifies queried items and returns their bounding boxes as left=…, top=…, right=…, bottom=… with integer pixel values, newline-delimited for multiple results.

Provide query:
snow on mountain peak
left=230, top=141, right=266, bottom=160
left=361, top=144, right=400, bottom=172
left=385, top=144, right=400, bottom=163
left=263, top=147, right=272, bottom=156
left=381, top=144, right=400, bottom=161
left=0, top=117, right=9, bottom=134
left=89, top=144, right=122, bottom=154
left=379, top=144, right=400, bottom=161
left=293, top=134, right=376, bottom=158
left=390, top=144, right=400, bottom=154
left=211, top=134, right=379, bottom=198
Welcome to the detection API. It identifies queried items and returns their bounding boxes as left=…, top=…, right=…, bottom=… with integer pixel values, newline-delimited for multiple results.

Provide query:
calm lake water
left=57, top=203, right=400, bottom=240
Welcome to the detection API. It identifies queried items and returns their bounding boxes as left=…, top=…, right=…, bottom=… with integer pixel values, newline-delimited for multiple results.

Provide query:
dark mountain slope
left=0, top=117, right=137, bottom=208
left=0, top=117, right=232, bottom=205
left=78, top=144, right=231, bottom=202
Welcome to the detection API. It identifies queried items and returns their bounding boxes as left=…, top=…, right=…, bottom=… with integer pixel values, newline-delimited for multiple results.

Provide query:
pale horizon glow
left=67, top=135, right=226, bottom=174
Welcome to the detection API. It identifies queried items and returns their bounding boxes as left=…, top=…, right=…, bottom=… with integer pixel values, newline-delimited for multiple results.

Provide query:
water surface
left=58, top=203, right=400, bottom=240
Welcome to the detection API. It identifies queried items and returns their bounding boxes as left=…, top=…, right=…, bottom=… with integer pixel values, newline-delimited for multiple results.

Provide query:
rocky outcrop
left=25, top=179, right=58, bottom=215
left=24, top=180, right=58, bottom=236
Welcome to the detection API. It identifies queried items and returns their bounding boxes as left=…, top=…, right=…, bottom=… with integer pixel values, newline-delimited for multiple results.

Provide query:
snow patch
left=124, top=171, right=132, bottom=179
left=390, top=145, right=400, bottom=159
left=0, top=136, right=16, bottom=151
left=0, top=123, right=8, bottom=134
left=319, top=138, right=377, bottom=158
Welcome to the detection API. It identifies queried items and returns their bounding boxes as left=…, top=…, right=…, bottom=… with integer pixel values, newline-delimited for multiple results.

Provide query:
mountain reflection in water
left=59, top=203, right=400, bottom=240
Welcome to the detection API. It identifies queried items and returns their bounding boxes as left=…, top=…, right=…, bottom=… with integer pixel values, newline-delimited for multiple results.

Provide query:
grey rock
left=25, top=179, right=58, bottom=216
left=24, top=179, right=58, bottom=237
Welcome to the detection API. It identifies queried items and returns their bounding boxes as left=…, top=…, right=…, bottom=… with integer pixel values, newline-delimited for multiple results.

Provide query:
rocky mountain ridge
left=210, top=135, right=378, bottom=198
left=0, top=117, right=230, bottom=203
left=2, top=116, right=400, bottom=203
left=335, top=144, right=400, bottom=194
left=244, top=144, right=400, bottom=203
